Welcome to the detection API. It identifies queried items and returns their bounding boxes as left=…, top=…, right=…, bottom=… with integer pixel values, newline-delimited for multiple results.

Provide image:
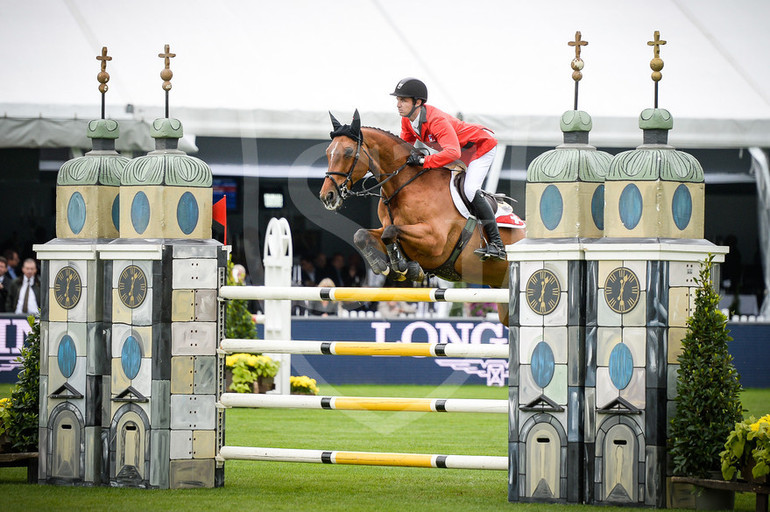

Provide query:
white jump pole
left=220, top=339, right=509, bottom=358
left=262, top=217, right=293, bottom=395
left=220, top=286, right=509, bottom=303
left=218, top=446, right=508, bottom=470
left=219, top=393, right=508, bottom=413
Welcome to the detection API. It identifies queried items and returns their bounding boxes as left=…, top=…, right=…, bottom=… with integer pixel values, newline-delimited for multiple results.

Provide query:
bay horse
left=319, top=110, right=525, bottom=325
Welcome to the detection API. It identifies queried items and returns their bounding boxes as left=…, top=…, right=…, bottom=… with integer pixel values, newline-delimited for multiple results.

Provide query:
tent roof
left=1, top=0, right=769, bottom=149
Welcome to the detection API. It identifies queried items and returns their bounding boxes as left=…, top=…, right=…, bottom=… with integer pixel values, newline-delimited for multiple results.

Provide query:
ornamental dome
left=527, top=110, right=611, bottom=183
left=57, top=119, right=129, bottom=186
left=121, top=118, right=212, bottom=187
left=606, top=109, right=703, bottom=183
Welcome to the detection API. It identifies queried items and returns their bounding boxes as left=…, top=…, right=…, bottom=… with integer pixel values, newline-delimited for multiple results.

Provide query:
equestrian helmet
left=390, top=78, right=428, bottom=101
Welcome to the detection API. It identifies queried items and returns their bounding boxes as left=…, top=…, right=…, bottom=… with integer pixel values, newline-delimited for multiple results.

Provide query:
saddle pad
left=449, top=170, right=525, bottom=229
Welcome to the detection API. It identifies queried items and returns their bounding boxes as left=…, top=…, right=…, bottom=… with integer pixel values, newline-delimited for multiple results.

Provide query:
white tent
left=1, top=0, right=769, bottom=313
left=1, top=0, right=768, bottom=148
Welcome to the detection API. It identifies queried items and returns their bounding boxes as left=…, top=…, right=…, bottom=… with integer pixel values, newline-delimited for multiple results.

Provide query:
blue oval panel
left=531, top=341, right=556, bottom=389
left=57, top=335, right=77, bottom=379
left=111, top=194, right=120, bottom=231
left=67, top=192, right=86, bottom=235
left=176, top=192, right=199, bottom=235
left=591, top=184, right=605, bottom=231
left=540, top=185, right=563, bottom=231
left=131, top=191, right=150, bottom=234
left=609, top=343, right=634, bottom=390
left=121, top=335, right=142, bottom=380
left=672, top=184, right=692, bottom=231
left=618, top=184, right=643, bottom=230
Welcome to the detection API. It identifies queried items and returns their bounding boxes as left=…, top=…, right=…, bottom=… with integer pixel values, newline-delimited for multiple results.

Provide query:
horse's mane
left=362, top=126, right=415, bottom=151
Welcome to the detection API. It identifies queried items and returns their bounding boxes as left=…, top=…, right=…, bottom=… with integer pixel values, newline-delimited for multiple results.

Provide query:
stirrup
left=474, top=244, right=506, bottom=261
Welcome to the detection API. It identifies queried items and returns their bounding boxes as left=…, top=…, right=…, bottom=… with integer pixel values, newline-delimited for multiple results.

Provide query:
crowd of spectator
left=292, top=251, right=434, bottom=318
left=0, top=248, right=40, bottom=315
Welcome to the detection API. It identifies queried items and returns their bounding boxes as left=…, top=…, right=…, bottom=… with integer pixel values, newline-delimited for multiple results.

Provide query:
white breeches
left=463, top=146, right=497, bottom=199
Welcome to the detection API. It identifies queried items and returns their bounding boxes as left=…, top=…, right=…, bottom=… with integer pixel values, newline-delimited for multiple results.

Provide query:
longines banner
left=278, top=318, right=511, bottom=387
left=0, top=315, right=33, bottom=383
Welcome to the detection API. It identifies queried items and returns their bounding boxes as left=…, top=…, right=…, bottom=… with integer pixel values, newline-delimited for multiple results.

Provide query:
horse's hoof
left=405, top=261, right=425, bottom=282
left=371, top=260, right=389, bottom=275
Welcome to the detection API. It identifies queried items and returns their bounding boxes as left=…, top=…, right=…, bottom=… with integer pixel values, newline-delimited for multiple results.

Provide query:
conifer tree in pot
left=5, top=316, right=40, bottom=452
left=669, top=256, right=742, bottom=505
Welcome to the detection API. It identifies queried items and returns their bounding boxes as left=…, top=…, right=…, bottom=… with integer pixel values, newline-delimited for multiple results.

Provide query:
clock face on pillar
left=54, top=266, right=82, bottom=310
left=118, top=264, right=148, bottom=309
left=604, top=267, right=640, bottom=314
left=525, top=269, right=561, bottom=316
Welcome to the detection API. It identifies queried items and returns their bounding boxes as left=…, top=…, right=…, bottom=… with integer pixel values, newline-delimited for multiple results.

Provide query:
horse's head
left=320, top=110, right=370, bottom=211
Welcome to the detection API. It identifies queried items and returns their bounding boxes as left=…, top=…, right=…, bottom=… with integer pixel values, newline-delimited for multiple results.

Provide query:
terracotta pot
left=255, top=376, right=275, bottom=393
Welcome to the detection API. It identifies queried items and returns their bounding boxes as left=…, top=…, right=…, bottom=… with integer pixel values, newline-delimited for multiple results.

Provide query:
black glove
left=406, top=153, right=424, bottom=167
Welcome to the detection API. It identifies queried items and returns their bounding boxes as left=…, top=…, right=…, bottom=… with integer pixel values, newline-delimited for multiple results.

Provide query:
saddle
left=450, top=171, right=525, bottom=229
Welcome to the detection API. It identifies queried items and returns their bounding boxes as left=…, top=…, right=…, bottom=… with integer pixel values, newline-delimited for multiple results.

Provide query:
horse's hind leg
left=381, top=225, right=425, bottom=282
left=354, top=228, right=390, bottom=276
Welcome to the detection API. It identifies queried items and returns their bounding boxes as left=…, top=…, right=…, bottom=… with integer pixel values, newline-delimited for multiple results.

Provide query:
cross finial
left=96, top=46, right=111, bottom=95
left=568, top=31, right=588, bottom=84
left=568, top=31, right=588, bottom=60
left=647, top=30, right=666, bottom=83
left=158, top=44, right=176, bottom=92
left=647, top=30, right=666, bottom=59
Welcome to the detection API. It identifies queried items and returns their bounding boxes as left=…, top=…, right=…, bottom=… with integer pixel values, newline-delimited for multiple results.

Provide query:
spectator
left=343, top=253, right=365, bottom=287
left=313, top=253, right=330, bottom=282
left=306, top=278, right=340, bottom=317
left=328, top=253, right=346, bottom=286
left=3, top=249, right=19, bottom=280
left=299, top=256, right=317, bottom=287
left=378, top=300, right=417, bottom=318
left=0, top=256, right=11, bottom=312
left=7, top=258, right=40, bottom=315
left=231, top=264, right=248, bottom=284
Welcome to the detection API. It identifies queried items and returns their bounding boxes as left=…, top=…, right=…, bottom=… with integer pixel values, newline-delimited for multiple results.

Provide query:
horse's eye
left=344, top=147, right=354, bottom=158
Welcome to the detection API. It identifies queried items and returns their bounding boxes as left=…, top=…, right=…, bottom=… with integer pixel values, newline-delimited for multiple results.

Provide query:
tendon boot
left=471, top=190, right=506, bottom=261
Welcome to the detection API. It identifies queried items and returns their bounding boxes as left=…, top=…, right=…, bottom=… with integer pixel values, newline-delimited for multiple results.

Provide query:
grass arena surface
left=1, top=383, right=766, bottom=511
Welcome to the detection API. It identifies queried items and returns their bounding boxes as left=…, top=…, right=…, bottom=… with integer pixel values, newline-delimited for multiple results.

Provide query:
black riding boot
left=472, top=190, right=506, bottom=261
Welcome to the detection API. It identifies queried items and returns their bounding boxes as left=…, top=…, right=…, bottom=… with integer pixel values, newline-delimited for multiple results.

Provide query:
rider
left=390, top=77, right=505, bottom=261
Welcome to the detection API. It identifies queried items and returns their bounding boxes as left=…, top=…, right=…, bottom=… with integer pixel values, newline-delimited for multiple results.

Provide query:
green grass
left=0, top=383, right=766, bottom=511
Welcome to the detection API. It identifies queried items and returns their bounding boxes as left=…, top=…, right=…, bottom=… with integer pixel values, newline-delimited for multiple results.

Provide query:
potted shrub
left=4, top=316, right=40, bottom=453
left=669, top=255, right=743, bottom=508
left=721, top=414, right=770, bottom=484
left=290, top=375, right=320, bottom=395
left=226, top=258, right=258, bottom=341
left=0, top=398, right=12, bottom=452
left=225, top=353, right=280, bottom=393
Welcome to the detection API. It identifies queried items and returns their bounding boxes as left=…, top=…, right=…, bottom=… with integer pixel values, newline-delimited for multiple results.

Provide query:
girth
left=422, top=216, right=477, bottom=282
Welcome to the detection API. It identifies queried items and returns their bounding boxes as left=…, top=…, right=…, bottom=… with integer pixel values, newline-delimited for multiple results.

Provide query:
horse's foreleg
left=381, top=225, right=425, bottom=282
left=354, top=228, right=391, bottom=276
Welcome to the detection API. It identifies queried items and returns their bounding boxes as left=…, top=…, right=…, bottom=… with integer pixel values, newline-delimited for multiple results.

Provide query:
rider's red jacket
left=399, top=105, right=497, bottom=169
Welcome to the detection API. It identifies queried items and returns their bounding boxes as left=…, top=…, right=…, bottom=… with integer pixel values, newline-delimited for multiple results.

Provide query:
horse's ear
left=351, top=109, right=361, bottom=136
left=329, top=111, right=342, bottom=132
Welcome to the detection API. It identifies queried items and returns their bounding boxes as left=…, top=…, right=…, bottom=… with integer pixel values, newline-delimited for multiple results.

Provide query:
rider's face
left=396, top=96, right=417, bottom=118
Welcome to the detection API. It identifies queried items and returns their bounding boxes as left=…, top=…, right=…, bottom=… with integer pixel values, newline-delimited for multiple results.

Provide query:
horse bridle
left=324, top=133, right=430, bottom=222
left=324, top=133, right=372, bottom=200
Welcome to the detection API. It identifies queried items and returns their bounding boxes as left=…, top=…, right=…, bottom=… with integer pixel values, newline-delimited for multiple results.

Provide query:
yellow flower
left=750, top=414, right=770, bottom=432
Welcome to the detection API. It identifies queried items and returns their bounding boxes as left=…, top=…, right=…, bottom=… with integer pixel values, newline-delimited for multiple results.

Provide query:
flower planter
left=225, top=368, right=275, bottom=394
left=255, top=376, right=275, bottom=393
left=693, top=472, right=735, bottom=511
